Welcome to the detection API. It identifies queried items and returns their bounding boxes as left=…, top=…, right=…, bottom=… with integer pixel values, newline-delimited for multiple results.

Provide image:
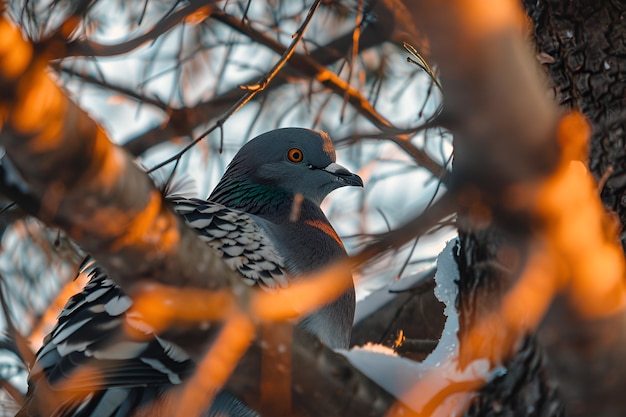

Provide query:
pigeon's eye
left=287, top=148, right=304, bottom=163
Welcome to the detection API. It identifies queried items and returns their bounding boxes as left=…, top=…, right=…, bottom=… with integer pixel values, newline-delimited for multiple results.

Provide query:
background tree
left=0, top=1, right=625, bottom=417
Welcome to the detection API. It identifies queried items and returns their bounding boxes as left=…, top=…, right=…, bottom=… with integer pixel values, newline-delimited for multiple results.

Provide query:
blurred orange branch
left=174, top=314, right=255, bottom=417
left=0, top=14, right=243, bottom=295
left=458, top=111, right=626, bottom=365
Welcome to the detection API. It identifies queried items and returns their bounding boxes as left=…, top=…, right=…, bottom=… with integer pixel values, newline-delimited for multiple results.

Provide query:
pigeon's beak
left=323, top=162, right=364, bottom=188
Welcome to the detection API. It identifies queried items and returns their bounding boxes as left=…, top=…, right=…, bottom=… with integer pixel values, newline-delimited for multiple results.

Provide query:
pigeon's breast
left=257, top=215, right=347, bottom=275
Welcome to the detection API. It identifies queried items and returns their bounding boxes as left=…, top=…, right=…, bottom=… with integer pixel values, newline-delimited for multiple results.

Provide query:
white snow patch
left=353, top=342, right=397, bottom=356
left=342, top=239, right=499, bottom=416
left=424, top=238, right=460, bottom=367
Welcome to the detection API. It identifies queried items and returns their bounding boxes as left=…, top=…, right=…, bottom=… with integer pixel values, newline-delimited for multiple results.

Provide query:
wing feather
left=24, top=198, right=287, bottom=416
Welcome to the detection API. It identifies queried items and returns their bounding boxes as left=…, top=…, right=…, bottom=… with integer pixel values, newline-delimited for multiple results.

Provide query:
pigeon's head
left=220, top=128, right=363, bottom=205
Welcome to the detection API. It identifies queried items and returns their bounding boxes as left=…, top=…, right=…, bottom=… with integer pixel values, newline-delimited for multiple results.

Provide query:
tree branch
left=0, top=16, right=242, bottom=296
left=55, top=0, right=214, bottom=58
left=117, top=4, right=445, bottom=179
left=147, top=0, right=325, bottom=173
left=399, top=1, right=626, bottom=415
left=522, top=1, right=626, bottom=415
left=227, top=325, right=415, bottom=417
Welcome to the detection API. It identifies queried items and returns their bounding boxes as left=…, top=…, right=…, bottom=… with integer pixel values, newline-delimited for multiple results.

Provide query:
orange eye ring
left=287, top=148, right=304, bottom=163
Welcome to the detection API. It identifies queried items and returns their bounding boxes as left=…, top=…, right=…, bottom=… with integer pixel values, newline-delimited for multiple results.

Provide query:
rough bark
left=523, top=2, right=626, bottom=218
left=457, top=229, right=564, bottom=417
left=522, top=1, right=626, bottom=415
left=400, top=1, right=625, bottom=417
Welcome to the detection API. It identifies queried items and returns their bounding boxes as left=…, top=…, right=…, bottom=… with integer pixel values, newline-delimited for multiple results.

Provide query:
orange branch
left=0, top=16, right=243, bottom=295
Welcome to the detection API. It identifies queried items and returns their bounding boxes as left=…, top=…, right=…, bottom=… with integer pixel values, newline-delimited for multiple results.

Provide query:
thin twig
left=395, top=338, right=439, bottom=355
left=403, top=42, right=443, bottom=92
left=58, top=0, right=213, bottom=58
left=340, top=0, right=364, bottom=123
left=147, top=0, right=324, bottom=173
left=353, top=191, right=457, bottom=268
left=53, top=63, right=168, bottom=110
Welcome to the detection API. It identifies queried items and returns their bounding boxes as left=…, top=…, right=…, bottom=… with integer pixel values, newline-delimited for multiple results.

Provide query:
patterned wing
left=22, top=267, right=193, bottom=417
left=22, top=198, right=287, bottom=417
left=171, top=198, right=287, bottom=289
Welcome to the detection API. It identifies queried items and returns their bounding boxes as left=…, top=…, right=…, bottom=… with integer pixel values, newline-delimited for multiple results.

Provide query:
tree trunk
left=457, top=228, right=564, bottom=417
left=459, top=2, right=626, bottom=416
left=523, top=1, right=626, bottom=415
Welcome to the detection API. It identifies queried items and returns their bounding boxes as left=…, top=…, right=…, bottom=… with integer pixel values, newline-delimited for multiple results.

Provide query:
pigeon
left=19, top=128, right=363, bottom=417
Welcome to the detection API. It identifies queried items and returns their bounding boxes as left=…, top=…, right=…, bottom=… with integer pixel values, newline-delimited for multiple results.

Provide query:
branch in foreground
left=54, top=0, right=214, bottom=58
left=399, top=0, right=626, bottom=415
left=0, top=16, right=242, bottom=296
left=228, top=325, right=415, bottom=417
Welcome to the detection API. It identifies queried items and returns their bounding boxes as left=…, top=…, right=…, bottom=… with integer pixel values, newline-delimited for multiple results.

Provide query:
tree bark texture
left=523, top=1, right=626, bottom=232
left=457, top=229, right=564, bottom=417
left=522, top=1, right=626, bottom=415
left=399, top=1, right=626, bottom=416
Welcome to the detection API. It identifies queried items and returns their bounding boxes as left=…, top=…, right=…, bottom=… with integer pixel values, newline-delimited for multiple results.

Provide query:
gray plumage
left=19, top=128, right=362, bottom=417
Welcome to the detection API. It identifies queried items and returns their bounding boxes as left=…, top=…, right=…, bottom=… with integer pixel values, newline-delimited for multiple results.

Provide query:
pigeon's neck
left=210, top=178, right=299, bottom=220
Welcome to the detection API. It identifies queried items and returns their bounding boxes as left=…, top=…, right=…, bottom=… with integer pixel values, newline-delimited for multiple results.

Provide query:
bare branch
left=53, top=62, right=168, bottom=110
left=146, top=0, right=324, bottom=173
left=354, top=192, right=456, bottom=267
left=53, top=0, right=214, bottom=58
left=227, top=325, right=416, bottom=417
left=118, top=2, right=407, bottom=152
left=121, top=7, right=445, bottom=180
left=0, top=16, right=243, bottom=296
